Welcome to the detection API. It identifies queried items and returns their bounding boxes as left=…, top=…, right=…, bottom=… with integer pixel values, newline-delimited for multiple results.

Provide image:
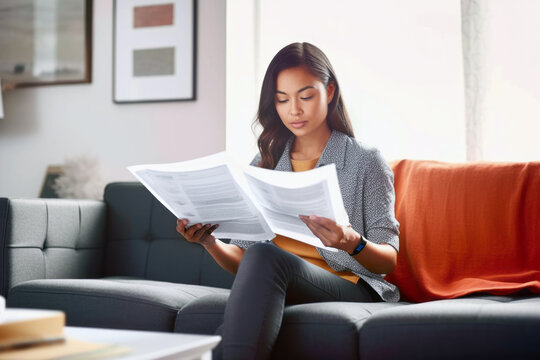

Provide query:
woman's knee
left=236, top=242, right=295, bottom=289
left=244, top=242, right=285, bottom=262
left=240, top=242, right=293, bottom=274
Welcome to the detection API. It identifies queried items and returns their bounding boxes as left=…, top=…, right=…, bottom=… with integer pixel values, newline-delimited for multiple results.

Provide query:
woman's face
left=274, top=66, right=335, bottom=139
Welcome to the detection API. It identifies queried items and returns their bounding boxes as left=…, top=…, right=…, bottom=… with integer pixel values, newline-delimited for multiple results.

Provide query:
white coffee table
left=64, top=326, right=221, bottom=360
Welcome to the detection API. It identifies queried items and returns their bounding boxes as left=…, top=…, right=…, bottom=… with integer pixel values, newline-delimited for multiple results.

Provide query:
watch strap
left=349, top=236, right=367, bottom=256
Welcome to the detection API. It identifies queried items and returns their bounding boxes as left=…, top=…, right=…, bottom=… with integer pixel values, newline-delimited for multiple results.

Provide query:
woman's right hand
left=176, top=218, right=219, bottom=248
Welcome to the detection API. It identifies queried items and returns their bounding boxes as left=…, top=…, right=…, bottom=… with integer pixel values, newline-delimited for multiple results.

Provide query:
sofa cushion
left=103, top=182, right=235, bottom=289
left=272, top=302, right=405, bottom=360
left=360, top=295, right=540, bottom=360
left=1, top=199, right=106, bottom=297
left=7, top=277, right=229, bottom=332
left=387, top=160, right=540, bottom=302
left=175, top=292, right=230, bottom=335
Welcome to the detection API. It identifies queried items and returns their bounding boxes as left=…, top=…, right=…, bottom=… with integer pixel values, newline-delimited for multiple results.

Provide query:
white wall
left=225, top=0, right=259, bottom=165
left=0, top=0, right=226, bottom=198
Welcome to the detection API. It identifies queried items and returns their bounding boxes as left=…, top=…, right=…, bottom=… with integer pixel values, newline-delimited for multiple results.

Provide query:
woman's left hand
left=299, top=215, right=360, bottom=253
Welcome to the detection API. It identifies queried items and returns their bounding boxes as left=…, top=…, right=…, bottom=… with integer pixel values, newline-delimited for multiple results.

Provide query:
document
left=128, top=152, right=349, bottom=251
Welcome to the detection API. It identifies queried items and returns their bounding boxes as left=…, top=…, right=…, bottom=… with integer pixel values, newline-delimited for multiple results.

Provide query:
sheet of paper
left=128, top=153, right=275, bottom=241
left=242, top=164, right=349, bottom=252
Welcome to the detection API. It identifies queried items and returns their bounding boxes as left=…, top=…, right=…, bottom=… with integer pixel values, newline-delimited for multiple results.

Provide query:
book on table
left=128, top=152, right=349, bottom=251
left=0, top=303, right=130, bottom=359
left=0, top=307, right=65, bottom=351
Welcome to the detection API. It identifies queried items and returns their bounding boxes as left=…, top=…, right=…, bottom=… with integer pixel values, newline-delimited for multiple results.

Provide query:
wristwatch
left=349, top=236, right=367, bottom=256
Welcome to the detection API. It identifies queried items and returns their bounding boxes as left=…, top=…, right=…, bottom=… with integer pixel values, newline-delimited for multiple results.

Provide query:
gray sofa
left=1, top=182, right=539, bottom=359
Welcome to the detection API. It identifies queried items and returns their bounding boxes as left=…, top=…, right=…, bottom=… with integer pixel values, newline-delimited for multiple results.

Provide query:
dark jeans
left=216, top=242, right=380, bottom=360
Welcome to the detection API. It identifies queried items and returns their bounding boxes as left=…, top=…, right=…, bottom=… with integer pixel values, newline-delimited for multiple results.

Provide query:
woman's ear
left=327, top=81, right=336, bottom=104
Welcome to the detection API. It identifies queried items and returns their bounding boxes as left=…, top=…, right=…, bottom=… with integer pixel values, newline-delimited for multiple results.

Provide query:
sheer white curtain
left=461, top=0, right=485, bottom=161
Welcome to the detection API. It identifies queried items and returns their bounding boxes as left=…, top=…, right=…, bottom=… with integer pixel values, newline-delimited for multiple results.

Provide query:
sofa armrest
left=0, top=198, right=106, bottom=297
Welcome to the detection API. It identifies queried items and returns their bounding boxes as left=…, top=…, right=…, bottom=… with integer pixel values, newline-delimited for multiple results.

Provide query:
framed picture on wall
left=113, top=0, right=197, bottom=103
left=0, top=0, right=92, bottom=87
left=0, top=80, right=4, bottom=119
left=39, top=165, right=63, bottom=198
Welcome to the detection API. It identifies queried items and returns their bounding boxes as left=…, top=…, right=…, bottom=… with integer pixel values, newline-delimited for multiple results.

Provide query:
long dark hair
left=254, top=42, right=354, bottom=169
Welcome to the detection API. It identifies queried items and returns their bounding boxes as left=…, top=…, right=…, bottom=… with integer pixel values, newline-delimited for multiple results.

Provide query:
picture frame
left=113, top=0, right=197, bottom=103
left=0, top=0, right=93, bottom=87
left=0, top=79, right=4, bottom=119
left=39, top=165, right=63, bottom=198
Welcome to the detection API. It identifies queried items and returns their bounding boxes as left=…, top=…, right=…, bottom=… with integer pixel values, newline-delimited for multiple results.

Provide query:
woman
left=176, top=42, right=400, bottom=360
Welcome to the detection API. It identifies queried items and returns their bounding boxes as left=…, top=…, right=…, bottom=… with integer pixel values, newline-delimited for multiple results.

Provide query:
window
left=227, top=0, right=540, bottom=163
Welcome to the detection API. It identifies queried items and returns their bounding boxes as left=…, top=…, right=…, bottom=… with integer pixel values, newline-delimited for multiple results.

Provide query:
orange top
left=272, top=157, right=360, bottom=284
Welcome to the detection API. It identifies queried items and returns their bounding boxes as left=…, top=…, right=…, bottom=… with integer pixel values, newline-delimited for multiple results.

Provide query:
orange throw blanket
left=385, top=160, right=540, bottom=302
